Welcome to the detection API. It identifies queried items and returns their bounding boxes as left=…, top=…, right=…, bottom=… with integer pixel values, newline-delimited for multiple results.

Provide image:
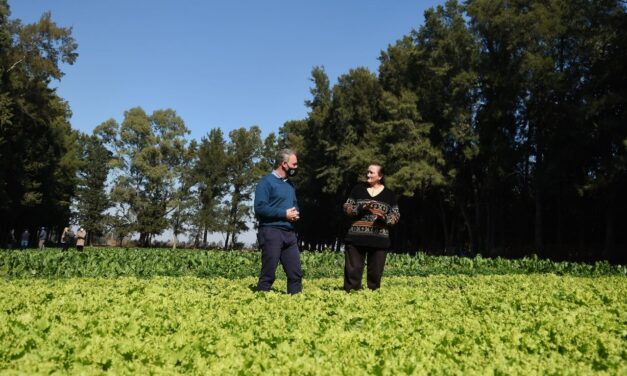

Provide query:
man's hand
left=286, top=207, right=300, bottom=222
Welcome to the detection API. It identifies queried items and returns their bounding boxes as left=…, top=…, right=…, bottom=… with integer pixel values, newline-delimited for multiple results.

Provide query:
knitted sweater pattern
left=343, top=185, right=400, bottom=248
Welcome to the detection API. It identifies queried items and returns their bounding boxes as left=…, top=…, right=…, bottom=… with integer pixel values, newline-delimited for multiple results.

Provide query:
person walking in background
left=20, top=229, right=29, bottom=250
left=60, top=227, right=72, bottom=251
left=37, top=227, right=47, bottom=250
left=75, top=227, right=87, bottom=251
left=343, top=163, right=400, bottom=291
left=254, top=149, right=303, bottom=295
left=7, top=228, right=16, bottom=249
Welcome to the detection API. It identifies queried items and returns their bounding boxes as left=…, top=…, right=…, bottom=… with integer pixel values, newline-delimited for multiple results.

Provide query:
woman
left=60, top=227, right=71, bottom=251
left=343, top=163, right=400, bottom=291
left=75, top=227, right=87, bottom=251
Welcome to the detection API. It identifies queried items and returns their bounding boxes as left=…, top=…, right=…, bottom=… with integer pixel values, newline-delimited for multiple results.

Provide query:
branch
left=7, top=58, right=25, bottom=73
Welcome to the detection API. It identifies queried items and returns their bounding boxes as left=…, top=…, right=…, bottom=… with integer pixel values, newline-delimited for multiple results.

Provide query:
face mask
left=282, top=161, right=297, bottom=177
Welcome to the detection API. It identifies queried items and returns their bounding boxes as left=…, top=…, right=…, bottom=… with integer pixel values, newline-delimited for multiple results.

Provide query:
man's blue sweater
left=254, top=173, right=298, bottom=230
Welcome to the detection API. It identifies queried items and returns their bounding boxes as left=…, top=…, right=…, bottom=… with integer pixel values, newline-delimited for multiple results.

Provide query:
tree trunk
left=193, top=231, right=199, bottom=249
left=534, top=123, right=545, bottom=256
left=556, top=189, right=563, bottom=257
left=460, top=201, right=475, bottom=256
left=231, top=233, right=238, bottom=249
left=224, top=232, right=231, bottom=250
left=486, top=201, right=494, bottom=256
left=472, top=176, right=483, bottom=255
left=534, top=187, right=543, bottom=255
left=603, top=186, right=616, bottom=260
left=438, top=197, right=450, bottom=254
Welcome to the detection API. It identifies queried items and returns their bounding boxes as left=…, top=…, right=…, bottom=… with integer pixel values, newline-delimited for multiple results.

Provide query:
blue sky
left=10, top=1, right=445, bottom=141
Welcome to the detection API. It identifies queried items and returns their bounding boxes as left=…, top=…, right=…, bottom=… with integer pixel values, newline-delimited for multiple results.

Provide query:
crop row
left=1, top=248, right=624, bottom=279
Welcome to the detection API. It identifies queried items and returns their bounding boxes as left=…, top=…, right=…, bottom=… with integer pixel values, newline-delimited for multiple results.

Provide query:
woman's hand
left=360, top=200, right=375, bottom=211
left=362, top=201, right=385, bottom=220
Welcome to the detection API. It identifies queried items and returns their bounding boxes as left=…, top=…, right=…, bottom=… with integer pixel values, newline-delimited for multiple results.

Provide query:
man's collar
left=272, top=170, right=288, bottom=181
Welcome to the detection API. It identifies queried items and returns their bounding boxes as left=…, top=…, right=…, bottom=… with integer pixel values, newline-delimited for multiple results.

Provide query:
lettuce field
left=1, top=249, right=625, bottom=374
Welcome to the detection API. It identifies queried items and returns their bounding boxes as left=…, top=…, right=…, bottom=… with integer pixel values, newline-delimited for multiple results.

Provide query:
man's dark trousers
left=257, top=226, right=302, bottom=294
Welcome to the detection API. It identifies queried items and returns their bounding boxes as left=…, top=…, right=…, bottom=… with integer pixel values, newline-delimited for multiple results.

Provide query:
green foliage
left=286, top=0, right=626, bottom=259
left=74, top=133, right=112, bottom=243
left=0, top=3, right=79, bottom=235
left=168, top=139, right=198, bottom=249
left=103, top=107, right=191, bottom=246
left=0, top=274, right=625, bottom=374
left=191, top=129, right=229, bottom=245
left=222, top=126, right=265, bottom=249
left=2, top=0, right=625, bottom=261
left=0, top=248, right=624, bottom=279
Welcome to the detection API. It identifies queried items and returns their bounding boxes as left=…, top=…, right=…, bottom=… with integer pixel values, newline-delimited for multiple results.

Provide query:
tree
left=279, top=67, right=335, bottom=251
left=222, top=126, right=264, bottom=249
left=0, top=3, right=79, bottom=244
left=168, top=139, right=196, bottom=249
left=575, top=0, right=627, bottom=258
left=380, top=0, right=481, bottom=253
left=75, top=133, right=112, bottom=245
left=102, top=107, right=190, bottom=247
left=192, top=128, right=229, bottom=247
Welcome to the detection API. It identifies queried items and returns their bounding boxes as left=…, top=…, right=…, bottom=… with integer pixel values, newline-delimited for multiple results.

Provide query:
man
left=20, top=229, right=29, bottom=250
left=38, top=227, right=47, bottom=250
left=254, top=149, right=302, bottom=294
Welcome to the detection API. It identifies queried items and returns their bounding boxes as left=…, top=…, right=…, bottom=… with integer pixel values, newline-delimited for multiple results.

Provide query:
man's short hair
left=275, top=149, right=296, bottom=167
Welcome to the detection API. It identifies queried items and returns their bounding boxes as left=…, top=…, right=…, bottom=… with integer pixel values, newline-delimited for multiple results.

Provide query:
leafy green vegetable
left=0, top=275, right=625, bottom=374
left=1, top=248, right=624, bottom=279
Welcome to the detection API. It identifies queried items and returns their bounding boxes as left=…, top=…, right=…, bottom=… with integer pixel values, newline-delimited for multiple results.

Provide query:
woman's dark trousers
left=344, top=244, right=387, bottom=292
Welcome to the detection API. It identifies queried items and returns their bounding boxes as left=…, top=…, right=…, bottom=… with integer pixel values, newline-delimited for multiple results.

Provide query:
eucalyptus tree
left=466, top=0, right=627, bottom=259
left=276, top=0, right=626, bottom=260
left=0, top=3, right=79, bottom=242
left=574, top=0, right=627, bottom=257
left=75, top=133, right=112, bottom=245
left=279, top=67, right=336, bottom=250
left=380, top=0, right=481, bottom=253
left=260, top=131, right=278, bottom=172
left=284, top=65, right=445, bottom=250
left=299, top=67, right=385, bottom=250
left=100, top=107, right=190, bottom=247
left=168, top=139, right=197, bottom=249
left=192, top=128, right=229, bottom=247
left=222, top=126, right=264, bottom=249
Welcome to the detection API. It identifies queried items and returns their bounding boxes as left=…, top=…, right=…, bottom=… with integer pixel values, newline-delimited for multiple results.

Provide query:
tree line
left=1, top=0, right=625, bottom=262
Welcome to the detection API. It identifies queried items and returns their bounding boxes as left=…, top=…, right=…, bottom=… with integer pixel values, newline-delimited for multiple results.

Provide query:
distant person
left=7, top=228, right=16, bottom=249
left=60, top=227, right=72, bottom=251
left=20, top=229, right=29, bottom=250
left=38, top=227, right=47, bottom=250
left=254, top=149, right=302, bottom=294
left=343, top=163, right=400, bottom=291
left=75, top=227, right=87, bottom=251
